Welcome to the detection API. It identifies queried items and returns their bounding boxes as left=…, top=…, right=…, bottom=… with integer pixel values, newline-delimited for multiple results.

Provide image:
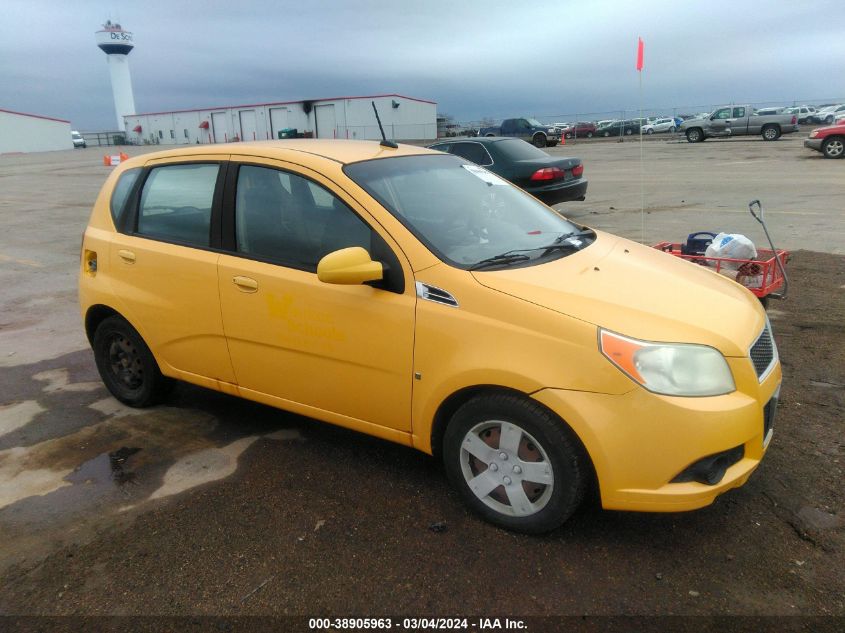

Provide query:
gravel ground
left=0, top=251, right=842, bottom=620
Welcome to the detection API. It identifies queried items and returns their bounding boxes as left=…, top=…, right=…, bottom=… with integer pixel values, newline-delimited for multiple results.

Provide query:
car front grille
left=750, top=323, right=777, bottom=381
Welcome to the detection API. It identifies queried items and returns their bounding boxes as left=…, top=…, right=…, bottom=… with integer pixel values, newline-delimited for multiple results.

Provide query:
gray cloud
left=2, top=0, right=844, bottom=129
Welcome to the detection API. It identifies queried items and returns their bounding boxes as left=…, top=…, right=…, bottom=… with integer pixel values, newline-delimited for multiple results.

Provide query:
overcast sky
left=3, top=0, right=844, bottom=129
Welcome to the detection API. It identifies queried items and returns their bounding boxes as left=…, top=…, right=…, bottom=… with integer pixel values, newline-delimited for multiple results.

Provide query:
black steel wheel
left=92, top=315, right=171, bottom=407
left=443, top=393, right=587, bottom=533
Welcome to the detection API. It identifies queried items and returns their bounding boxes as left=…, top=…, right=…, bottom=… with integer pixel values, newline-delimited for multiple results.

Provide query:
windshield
left=344, top=154, right=589, bottom=270
left=526, top=118, right=544, bottom=127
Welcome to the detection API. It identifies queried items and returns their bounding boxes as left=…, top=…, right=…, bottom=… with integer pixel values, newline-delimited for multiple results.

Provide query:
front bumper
left=527, top=178, right=588, bottom=205
left=804, top=138, right=823, bottom=152
left=532, top=358, right=781, bottom=512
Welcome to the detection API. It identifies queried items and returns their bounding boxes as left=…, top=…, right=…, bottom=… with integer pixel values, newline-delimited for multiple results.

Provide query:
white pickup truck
left=679, top=105, right=799, bottom=143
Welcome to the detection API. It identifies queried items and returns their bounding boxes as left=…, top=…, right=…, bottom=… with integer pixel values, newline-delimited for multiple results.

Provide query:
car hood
left=470, top=231, right=764, bottom=357
left=813, top=123, right=845, bottom=134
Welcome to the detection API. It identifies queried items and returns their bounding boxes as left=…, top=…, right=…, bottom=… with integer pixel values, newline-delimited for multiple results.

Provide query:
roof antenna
left=372, top=101, right=398, bottom=148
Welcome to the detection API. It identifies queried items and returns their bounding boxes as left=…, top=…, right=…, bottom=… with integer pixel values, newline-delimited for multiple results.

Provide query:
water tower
left=95, top=20, right=136, bottom=131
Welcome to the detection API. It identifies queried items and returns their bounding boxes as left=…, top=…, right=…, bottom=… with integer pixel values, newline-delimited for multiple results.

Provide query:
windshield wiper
left=469, top=229, right=595, bottom=271
left=468, top=253, right=531, bottom=271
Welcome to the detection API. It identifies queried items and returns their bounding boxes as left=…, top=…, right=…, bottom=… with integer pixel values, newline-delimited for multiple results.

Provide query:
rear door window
left=137, top=163, right=220, bottom=247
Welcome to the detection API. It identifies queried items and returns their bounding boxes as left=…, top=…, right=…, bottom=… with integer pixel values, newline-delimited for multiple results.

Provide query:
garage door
left=315, top=104, right=336, bottom=139
left=270, top=107, right=289, bottom=139
left=211, top=112, right=228, bottom=143
left=239, top=110, right=257, bottom=142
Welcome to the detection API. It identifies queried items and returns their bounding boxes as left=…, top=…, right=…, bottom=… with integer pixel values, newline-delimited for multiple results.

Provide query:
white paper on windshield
left=462, top=164, right=508, bottom=186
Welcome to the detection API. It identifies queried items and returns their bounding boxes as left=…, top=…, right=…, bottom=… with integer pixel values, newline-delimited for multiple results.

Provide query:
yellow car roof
left=137, top=139, right=434, bottom=165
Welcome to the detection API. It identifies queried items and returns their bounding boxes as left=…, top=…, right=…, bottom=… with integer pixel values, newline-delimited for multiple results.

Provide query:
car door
left=731, top=106, right=749, bottom=133
left=108, top=156, right=237, bottom=386
left=216, top=158, right=416, bottom=433
left=709, top=107, right=732, bottom=134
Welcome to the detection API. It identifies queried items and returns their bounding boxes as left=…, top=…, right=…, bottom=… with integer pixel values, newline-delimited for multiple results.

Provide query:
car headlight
left=599, top=329, right=735, bottom=397
left=809, top=130, right=819, bottom=138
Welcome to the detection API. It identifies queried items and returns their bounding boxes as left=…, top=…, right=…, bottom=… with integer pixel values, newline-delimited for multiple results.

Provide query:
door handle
left=118, top=249, right=136, bottom=264
left=233, top=276, right=258, bottom=292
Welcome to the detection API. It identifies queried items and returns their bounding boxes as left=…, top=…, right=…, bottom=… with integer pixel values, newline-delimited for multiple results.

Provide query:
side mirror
left=317, top=247, right=383, bottom=285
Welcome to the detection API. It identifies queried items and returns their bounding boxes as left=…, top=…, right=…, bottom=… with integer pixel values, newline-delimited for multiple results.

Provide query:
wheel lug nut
left=503, top=476, right=512, bottom=485
left=499, top=452, right=508, bottom=460
left=489, top=463, right=498, bottom=472
left=513, top=465, right=522, bottom=474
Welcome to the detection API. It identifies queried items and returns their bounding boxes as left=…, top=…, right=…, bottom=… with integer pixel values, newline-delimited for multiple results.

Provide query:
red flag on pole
left=636, top=37, right=644, bottom=71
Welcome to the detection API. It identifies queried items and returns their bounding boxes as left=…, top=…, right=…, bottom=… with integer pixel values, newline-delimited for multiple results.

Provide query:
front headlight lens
left=809, top=130, right=819, bottom=138
left=600, top=329, right=735, bottom=397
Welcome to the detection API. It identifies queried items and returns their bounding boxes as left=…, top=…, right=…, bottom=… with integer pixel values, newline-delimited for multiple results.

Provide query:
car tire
left=762, top=125, right=781, bottom=141
left=565, top=133, right=573, bottom=139
left=532, top=134, right=546, bottom=149
left=825, top=116, right=834, bottom=124
left=625, top=128, right=633, bottom=135
left=686, top=128, right=704, bottom=143
left=485, top=134, right=495, bottom=137
left=92, top=315, right=171, bottom=408
left=602, top=131, right=610, bottom=137
left=442, top=393, right=587, bottom=534
left=822, top=136, right=845, bottom=159
left=646, top=128, right=654, bottom=135
left=586, top=132, right=593, bottom=138
left=669, top=126, right=676, bottom=133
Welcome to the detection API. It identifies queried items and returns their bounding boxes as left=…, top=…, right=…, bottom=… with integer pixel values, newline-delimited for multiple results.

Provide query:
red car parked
left=560, top=122, right=597, bottom=139
left=804, top=119, right=845, bottom=158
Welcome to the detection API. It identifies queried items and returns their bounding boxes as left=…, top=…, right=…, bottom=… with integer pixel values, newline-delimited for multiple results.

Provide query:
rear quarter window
left=110, top=168, right=142, bottom=229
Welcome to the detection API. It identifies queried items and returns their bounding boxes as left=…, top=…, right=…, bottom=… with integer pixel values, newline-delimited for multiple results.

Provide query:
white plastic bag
left=705, top=233, right=757, bottom=270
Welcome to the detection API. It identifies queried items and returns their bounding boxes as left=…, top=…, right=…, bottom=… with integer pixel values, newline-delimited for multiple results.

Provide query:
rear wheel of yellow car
left=93, top=315, right=171, bottom=408
left=443, top=393, right=586, bottom=533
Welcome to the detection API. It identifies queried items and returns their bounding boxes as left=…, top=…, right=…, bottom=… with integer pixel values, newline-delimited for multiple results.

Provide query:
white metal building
left=0, top=108, right=73, bottom=153
left=123, top=94, right=437, bottom=146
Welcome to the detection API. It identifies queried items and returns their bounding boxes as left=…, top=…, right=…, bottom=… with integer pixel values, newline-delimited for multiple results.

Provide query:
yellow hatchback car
left=79, top=140, right=780, bottom=533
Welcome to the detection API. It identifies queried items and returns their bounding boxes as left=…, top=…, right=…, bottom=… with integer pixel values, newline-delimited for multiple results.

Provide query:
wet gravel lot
left=0, top=139, right=843, bottom=624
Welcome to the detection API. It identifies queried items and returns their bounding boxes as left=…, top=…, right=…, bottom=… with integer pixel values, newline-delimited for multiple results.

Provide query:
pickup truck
left=678, top=106, right=798, bottom=143
left=479, top=118, right=561, bottom=148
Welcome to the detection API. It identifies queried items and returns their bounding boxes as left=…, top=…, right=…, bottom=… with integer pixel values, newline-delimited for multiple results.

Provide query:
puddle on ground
left=64, top=447, right=142, bottom=488
left=1, top=353, right=311, bottom=572
left=0, top=407, right=218, bottom=510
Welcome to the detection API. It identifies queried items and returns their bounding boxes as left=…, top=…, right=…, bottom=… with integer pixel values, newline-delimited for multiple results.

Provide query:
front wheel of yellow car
left=93, top=315, right=171, bottom=408
left=443, top=394, right=586, bottom=533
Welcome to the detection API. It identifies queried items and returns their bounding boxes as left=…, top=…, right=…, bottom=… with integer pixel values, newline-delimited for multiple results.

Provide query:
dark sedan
left=427, top=137, right=587, bottom=205
left=595, top=120, right=640, bottom=137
